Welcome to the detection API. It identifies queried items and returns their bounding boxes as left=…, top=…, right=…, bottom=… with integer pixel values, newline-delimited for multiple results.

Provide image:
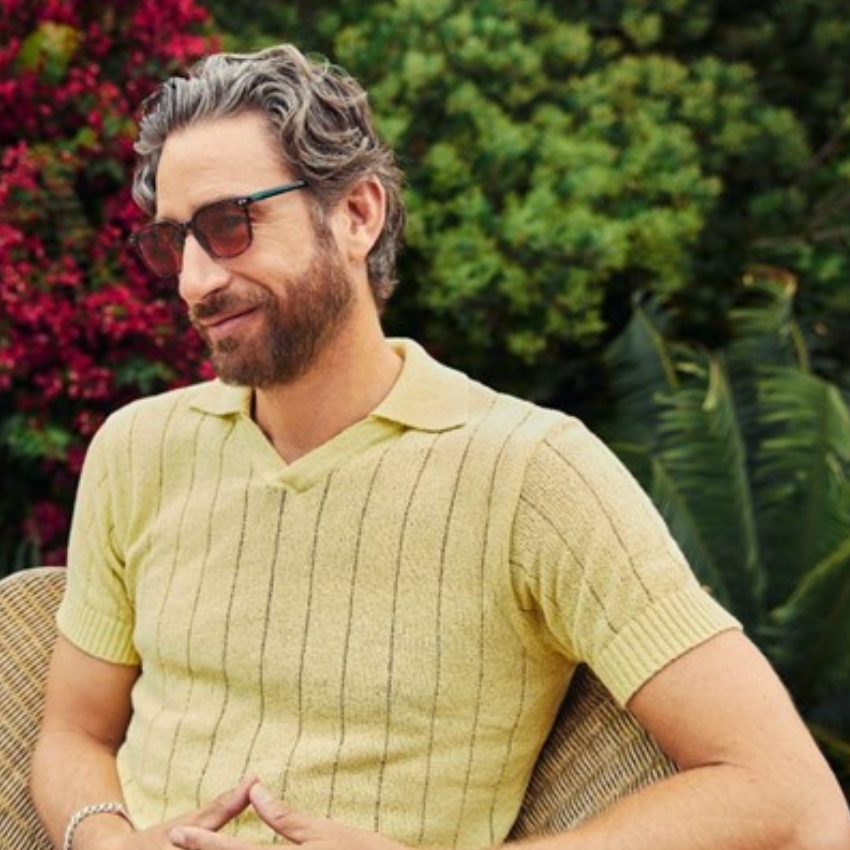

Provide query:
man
left=31, top=44, right=849, bottom=850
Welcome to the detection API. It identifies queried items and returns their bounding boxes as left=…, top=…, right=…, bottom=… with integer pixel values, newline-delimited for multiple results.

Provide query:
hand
left=112, top=776, right=257, bottom=850
left=169, top=783, right=409, bottom=850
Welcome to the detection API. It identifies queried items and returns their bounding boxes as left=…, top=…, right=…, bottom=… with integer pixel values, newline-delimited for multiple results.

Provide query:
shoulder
left=465, top=378, right=570, bottom=450
left=463, top=375, right=614, bottom=476
left=397, top=338, right=603, bottom=477
left=91, top=380, right=248, bottom=458
left=518, top=409, right=658, bottom=522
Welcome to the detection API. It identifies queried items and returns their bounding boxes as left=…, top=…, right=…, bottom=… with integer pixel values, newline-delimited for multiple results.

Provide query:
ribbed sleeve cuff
left=57, top=594, right=140, bottom=666
left=597, top=586, right=741, bottom=706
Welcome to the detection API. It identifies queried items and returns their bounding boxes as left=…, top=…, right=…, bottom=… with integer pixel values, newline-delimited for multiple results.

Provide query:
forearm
left=508, top=763, right=839, bottom=850
left=31, top=727, right=133, bottom=850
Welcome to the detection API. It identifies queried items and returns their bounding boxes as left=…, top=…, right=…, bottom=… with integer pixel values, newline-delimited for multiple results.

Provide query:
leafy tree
left=602, top=272, right=850, bottom=789
left=331, top=0, right=806, bottom=399
left=205, top=0, right=850, bottom=401
left=0, top=1, right=217, bottom=572
left=647, top=0, right=850, bottom=384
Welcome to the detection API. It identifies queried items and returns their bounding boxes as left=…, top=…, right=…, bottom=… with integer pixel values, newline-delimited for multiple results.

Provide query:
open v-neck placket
left=188, top=338, right=471, bottom=493
left=233, top=412, right=404, bottom=492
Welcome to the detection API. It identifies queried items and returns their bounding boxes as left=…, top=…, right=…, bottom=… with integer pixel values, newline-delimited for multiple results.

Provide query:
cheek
left=249, top=221, right=316, bottom=272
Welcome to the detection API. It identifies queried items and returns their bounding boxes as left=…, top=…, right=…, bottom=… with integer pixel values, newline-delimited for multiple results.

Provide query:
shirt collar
left=371, top=338, right=469, bottom=432
left=188, top=338, right=470, bottom=433
left=188, top=381, right=251, bottom=417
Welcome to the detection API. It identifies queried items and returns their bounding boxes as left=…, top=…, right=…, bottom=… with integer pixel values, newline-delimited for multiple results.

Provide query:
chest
left=125, top=430, right=528, bottom=724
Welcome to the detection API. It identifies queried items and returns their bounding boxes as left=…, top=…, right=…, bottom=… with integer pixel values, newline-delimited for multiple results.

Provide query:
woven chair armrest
left=509, top=664, right=678, bottom=838
left=0, top=567, right=66, bottom=850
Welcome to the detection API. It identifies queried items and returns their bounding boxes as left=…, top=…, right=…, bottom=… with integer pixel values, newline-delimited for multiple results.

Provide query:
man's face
left=188, top=218, right=356, bottom=388
left=154, top=112, right=357, bottom=388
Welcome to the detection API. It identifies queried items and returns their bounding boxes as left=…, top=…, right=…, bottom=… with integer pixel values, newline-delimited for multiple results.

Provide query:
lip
left=198, top=306, right=260, bottom=339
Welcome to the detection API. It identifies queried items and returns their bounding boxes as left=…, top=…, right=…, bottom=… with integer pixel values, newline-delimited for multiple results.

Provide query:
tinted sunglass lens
left=194, top=200, right=252, bottom=258
left=135, top=224, right=184, bottom=277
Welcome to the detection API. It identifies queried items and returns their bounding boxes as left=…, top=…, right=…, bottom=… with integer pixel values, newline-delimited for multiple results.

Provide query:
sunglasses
left=128, top=180, right=308, bottom=278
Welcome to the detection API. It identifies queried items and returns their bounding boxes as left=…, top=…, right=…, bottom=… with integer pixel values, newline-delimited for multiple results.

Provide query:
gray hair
left=132, top=44, right=405, bottom=308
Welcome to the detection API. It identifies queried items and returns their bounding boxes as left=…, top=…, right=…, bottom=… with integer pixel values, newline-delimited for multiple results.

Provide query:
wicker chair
left=0, top=567, right=677, bottom=849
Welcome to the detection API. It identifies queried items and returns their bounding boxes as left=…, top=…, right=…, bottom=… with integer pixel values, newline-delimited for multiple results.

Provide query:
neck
left=252, top=314, right=402, bottom=464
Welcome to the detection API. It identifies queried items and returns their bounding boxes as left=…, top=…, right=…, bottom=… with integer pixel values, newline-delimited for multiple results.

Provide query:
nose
left=177, top=234, right=231, bottom=306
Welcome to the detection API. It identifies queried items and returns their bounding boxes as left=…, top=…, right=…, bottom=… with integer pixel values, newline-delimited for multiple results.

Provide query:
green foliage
left=330, top=2, right=735, bottom=395
left=603, top=273, right=850, bottom=783
left=204, top=0, right=850, bottom=404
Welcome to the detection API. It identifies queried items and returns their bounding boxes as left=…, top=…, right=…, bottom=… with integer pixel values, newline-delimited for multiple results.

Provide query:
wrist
left=63, top=802, right=135, bottom=850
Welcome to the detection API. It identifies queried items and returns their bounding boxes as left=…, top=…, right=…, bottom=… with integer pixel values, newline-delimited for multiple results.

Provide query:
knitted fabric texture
left=58, top=339, right=739, bottom=848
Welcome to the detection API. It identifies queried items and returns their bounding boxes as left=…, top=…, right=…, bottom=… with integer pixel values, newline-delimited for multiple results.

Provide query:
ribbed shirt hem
left=597, top=585, right=741, bottom=705
left=57, top=593, right=139, bottom=665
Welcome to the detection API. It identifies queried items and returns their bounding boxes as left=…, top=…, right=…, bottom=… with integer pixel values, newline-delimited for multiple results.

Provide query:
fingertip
left=169, top=826, right=189, bottom=847
left=249, top=782, right=275, bottom=805
left=249, top=783, right=293, bottom=831
left=233, top=774, right=259, bottom=800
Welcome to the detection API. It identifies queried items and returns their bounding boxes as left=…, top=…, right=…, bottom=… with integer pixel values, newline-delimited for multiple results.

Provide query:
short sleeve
left=510, top=417, right=739, bottom=704
left=57, top=411, right=140, bottom=665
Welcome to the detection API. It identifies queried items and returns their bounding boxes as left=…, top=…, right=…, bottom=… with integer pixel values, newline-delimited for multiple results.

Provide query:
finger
left=170, top=825, right=245, bottom=850
left=249, top=783, right=300, bottom=835
left=192, top=775, right=259, bottom=830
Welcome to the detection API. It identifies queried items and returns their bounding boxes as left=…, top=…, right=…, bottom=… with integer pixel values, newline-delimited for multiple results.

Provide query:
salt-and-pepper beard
left=190, top=226, right=356, bottom=388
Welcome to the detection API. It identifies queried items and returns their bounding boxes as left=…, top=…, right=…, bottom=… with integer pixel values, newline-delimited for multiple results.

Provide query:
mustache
left=190, top=290, right=271, bottom=324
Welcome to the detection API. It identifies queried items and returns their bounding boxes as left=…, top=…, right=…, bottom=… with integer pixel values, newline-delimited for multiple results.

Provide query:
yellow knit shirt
left=58, top=339, right=738, bottom=848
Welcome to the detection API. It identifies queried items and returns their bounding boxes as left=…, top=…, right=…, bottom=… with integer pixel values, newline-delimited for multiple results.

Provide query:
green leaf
left=603, top=297, right=679, bottom=449
left=647, top=456, right=734, bottom=607
left=754, top=369, right=850, bottom=603
left=16, top=22, right=81, bottom=84
left=654, top=356, right=765, bottom=624
left=0, top=414, right=72, bottom=462
left=768, top=535, right=850, bottom=705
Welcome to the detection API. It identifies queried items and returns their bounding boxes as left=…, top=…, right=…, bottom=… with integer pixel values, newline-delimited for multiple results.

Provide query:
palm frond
left=646, top=456, right=734, bottom=608
left=810, top=727, right=850, bottom=793
left=808, top=692, right=850, bottom=747
left=602, top=296, right=679, bottom=450
left=728, top=271, right=810, bottom=374
left=602, top=280, right=850, bottom=773
left=754, top=369, right=850, bottom=604
left=767, top=534, right=850, bottom=707
left=653, top=355, right=765, bottom=626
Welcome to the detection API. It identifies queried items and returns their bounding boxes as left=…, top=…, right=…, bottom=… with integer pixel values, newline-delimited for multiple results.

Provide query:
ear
left=335, top=177, right=386, bottom=265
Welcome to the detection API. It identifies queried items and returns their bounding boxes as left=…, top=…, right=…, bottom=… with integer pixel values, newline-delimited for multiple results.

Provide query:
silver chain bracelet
left=62, top=802, right=134, bottom=850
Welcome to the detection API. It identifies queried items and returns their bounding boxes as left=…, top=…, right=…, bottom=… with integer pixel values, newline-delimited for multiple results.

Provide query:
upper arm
left=40, top=633, right=139, bottom=750
left=627, top=629, right=839, bottom=795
